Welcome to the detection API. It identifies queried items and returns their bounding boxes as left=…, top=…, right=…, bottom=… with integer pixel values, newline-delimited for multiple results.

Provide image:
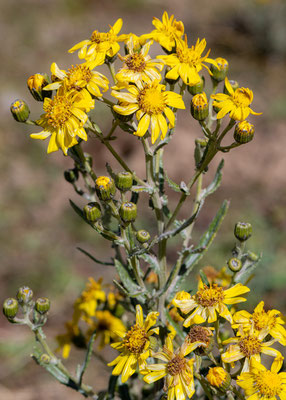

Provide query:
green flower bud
left=64, top=168, right=79, bottom=183
left=3, top=298, right=18, bottom=319
left=95, top=176, right=116, bottom=201
left=191, top=92, right=209, bottom=121
left=211, top=58, right=229, bottom=82
left=188, top=76, right=205, bottom=95
left=10, top=99, right=30, bottom=122
left=35, top=297, right=50, bottom=314
left=234, top=222, right=252, bottom=242
left=136, top=229, right=151, bottom=243
left=234, top=121, right=254, bottom=144
left=27, top=73, right=52, bottom=101
left=83, top=202, right=102, bottom=222
left=120, top=202, right=137, bottom=223
left=224, top=79, right=239, bottom=95
left=17, top=286, right=33, bottom=305
left=247, top=251, right=259, bottom=261
left=40, top=354, right=51, bottom=364
left=115, top=172, right=133, bottom=192
left=227, top=257, right=242, bottom=272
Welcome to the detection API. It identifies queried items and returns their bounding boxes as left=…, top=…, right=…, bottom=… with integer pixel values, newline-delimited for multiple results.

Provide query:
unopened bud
left=10, top=100, right=30, bottom=122
left=83, top=202, right=102, bottom=222
left=211, top=58, right=229, bottom=82
left=120, top=202, right=137, bottom=223
left=227, top=257, right=242, bottom=272
left=247, top=251, right=259, bottom=261
left=136, top=230, right=151, bottom=243
left=64, top=168, right=79, bottom=183
left=40, top=354, right=51, bottom=364
left=35, top=298, right=50, bottom=314
left=27, top=73, right=52, bottom=101
left=3, top=298, right=18, bottom=319
left=234, top=222, right=252, bottom=242
left=115, top=172, right=133, bottom=191
left=191, top=92, right=209, bottom=121
left=188, top=76, right=205, bottom=95
left=206, top=367, right=231, bottom=391
left=95, top=176, right=116, bottom=201
left=224, top=79, right=239, bottom=95
left=234, top=121, right=254, bottom=144
left=17, top=286, right=33, bottom=305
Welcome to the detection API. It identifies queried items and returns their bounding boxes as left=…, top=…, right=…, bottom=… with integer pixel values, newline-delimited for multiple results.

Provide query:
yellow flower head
left=116, top=38, right=163, bottom=86
left=206, top=367, right=230, bottom=389
left=233, top=301, right=286, bottom=345
left=69, top=19, right=125, bottom=63
left=120, top=33, right=147, bottom=52
left=145, top=11, right=184, bottom=52
left=222, top=328, right=283, bottom=372
left=211, top=77, right=262, bottom=121
left=27, top=73, right=47, bottom=92
left=75, top=278, right=106, bottom=318
left=173, top=283, right=250, bottom=327
left=237, top=358, right=286, bottom=400
left=44, top=62, right=109, bottom=98
left=30, top=86, right=94, bottom=155
left=111, top=80, right=185, bottom=143
left=92, top=310, right=126, bottom=349
left=143, top=335, right=203, bottom=400
left=108, top=304, right=159, bottom=383
left=159, top=37, right=217, bottom=86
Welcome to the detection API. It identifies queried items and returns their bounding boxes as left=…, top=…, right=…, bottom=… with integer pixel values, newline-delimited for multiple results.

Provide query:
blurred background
left=1, top=0, right=286, bottom=398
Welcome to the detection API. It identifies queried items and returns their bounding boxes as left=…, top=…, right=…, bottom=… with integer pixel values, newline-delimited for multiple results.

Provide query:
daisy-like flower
left=237, top=358, right=286, bottom=400
left=89, top=310, right=126, bottom=349
left=69, top=19, right=125, bottom=63
left=222, top=328, right=283, bottom=372
left=44, top=62, right=109, bottom=97
left=75, top=278, right=106, bottom=319
left=144, top=11, right=184, bottom=52
left=31, top=86, right=94, bottom=155
left=232, top=301, right=286, bottom=346
left=116, top=38, right=163, bottom=85
left=120, top=33, right=147, bottom=52
left=211, top=77, right=262, bottom=121
left=108, top=304, right=159, bottom=383
left=173, top=282, right=250, bottom=327
left=111, top=80, right=185, bottom=143
left=159, top=37, right=217, bottom=86
left=143, top=335, right=203, bottom=400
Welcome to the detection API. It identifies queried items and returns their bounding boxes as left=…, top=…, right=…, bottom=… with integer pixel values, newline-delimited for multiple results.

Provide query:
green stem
left=105, top=120, right=119, bottom=140
left=194, top=372, right=214, bottom=400
left=107, top=62, right=117, bottom=84
left=207, top=80, right=218, bottom=130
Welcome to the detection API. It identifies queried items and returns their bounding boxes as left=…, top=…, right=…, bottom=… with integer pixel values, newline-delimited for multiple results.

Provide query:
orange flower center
left=254, top=370, right=282, bottom=397
left=239, top=335, right=262, bottom=357
left=123, top=324, right=148, bottom=354
left=138, top=86, right=166, bottom=114
left=195, top=284, right=225, bottom=307
left=167, top=354, right=187, bottom=376
left=125, top=54, right=146, bottom=72
left=45, top=96, right=72, bottom=128
left=66, top=65, right=92, bottom=90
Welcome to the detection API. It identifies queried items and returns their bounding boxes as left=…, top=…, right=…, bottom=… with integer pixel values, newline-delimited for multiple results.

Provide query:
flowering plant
left=5, top=11, right=285, bottom=400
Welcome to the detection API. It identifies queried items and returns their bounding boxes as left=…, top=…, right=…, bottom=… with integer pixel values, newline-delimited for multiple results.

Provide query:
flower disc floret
left=195, top=284, right=225, bottom=307
left=123, top=324, right=148, bottom=354
left=239, top=335, right=262, bottom=357
left=167, top=354, right=187, bottom=376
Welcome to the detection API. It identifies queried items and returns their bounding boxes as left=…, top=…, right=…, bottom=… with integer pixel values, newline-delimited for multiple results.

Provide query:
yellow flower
left=44, top=62, right=109, bottom=97
left=92, top=310, right=126, bottom=349
left=185, top=325, right=214, bottom=354
left=232, top=301, right=286, bottom=345
left=173, top=282, right=250, bottom=327
left=222, top=329, right=283, bottom=372
left=206, top=367, right=231, bottom=390
left=116, top=39, right=163, bottom=86
left=237, top=358, right=286, bottom=400
left=159, top=37, right=217, bottom=86
left=111, top=80, right=185, bottom=143
left=108, top=304, right=159, bottom=383
left=75, top=278, right=106, bottom=318
left=143, top=336, right=203, bottom=400
left=144, top=11, right=184, bottom=52
left=56, top=321, right=85, bottom=359
left=69, top=19, right=125, bottom=63
left=120, top=33, right=147, bottom=52
left=211, top=77, right=262, bottom=121
left=30, top=86, right=94, bottom=155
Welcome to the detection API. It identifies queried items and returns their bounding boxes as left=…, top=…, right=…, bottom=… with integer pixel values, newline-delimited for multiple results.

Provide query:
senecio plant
left=5, top=11, right=286, bottom=400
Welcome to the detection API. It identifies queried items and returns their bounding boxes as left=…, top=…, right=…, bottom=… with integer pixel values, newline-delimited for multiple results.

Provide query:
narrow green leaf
left=139, top=253, right=160, bottom=274
left=106, top=163, right=117, bottom=180
left=114, top=260, right=145, bottom=302
left=131, top=185, right=153, bottom=194
left=78, top=331, right=96, bottom=386
left=169, top=200, right=229, bottom=297
left=165, top=173, right=181, bottom=192
left=234, top=253, right=262, bottom=284
left=77, top=247, right=114, bottom=266
left=69, top=199, right=86, bottom=221
left=200, top=159, right=224, bottom=200
left=199, top=270, right=210, bottom=286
